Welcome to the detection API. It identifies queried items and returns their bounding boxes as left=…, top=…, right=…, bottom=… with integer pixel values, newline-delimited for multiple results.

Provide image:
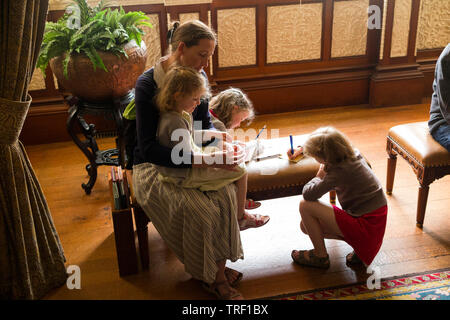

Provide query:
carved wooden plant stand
left=66, top=92, right=133, bottom=194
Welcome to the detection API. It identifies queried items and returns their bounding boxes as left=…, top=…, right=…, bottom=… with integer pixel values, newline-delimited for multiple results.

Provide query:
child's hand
left=287, top=146, right=303, bottom=160
left=224, top=141, right=245, bottom=164
left=233, top=143, right=245, bottom=164
left=232, top=140, right=246, bottom=150
left=222, top=132, right=233, bottom=143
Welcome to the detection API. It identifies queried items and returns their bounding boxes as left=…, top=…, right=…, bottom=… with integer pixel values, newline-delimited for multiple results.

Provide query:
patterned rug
left=273, top=269, right=450, bottom=300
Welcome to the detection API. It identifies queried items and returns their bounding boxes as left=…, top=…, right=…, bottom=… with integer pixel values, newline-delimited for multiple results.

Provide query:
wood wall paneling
left=331, top=0, right=369, bottom=58
left=25, top=0, right=447, bottom=145
left=390, top=0, right=412, bottom=58
left=211, top=0, right=382, bottom=114
left=416, top=0, right=450, bottom=51
left=369, top=0, right=425, bottom=107
left=266, top=2, right=323, bottom=64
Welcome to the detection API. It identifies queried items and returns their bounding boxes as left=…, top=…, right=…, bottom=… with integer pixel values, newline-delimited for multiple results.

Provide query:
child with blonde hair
left=288, top=127, right=387, bottom=268
left=155, top=66, right=270, bottom=230
left=209, top=88, right=255, bottom=131
left=208, top=88, right=261, bottom=209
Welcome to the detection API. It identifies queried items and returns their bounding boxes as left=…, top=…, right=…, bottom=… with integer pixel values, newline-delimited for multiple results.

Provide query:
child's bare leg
left=300, top=220, right=344, bottom=241
left=234, top=172, right=248, bottom=220
left=235, top=172, right=270, bottom=230
left=297, top=199, right=344, bottom=259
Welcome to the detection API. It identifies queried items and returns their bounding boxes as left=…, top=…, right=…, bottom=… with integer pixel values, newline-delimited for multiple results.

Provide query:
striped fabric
left=133, top=162, right=244, bottom=284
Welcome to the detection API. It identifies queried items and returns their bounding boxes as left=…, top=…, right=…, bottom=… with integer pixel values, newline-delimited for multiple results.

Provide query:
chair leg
left=386, top=154, right=397, bottom=195
left=416, top=184, right=429, bottom=228
left=134, top=207, right=150, bottom=269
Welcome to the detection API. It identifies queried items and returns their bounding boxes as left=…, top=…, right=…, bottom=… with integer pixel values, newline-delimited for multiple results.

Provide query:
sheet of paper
left=255, top=144, right=282, bottom=161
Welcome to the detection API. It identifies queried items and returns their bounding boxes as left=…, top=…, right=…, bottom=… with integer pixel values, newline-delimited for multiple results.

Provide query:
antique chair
left=386, top=122, right=450, bottom=228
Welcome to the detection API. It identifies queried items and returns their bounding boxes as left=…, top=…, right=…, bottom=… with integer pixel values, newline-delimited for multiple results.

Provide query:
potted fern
left=37, top=0, right=152, bottom=102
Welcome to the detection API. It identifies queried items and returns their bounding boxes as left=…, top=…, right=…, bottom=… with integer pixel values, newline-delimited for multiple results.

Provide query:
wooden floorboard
left=24, top=100, right=450, bottom=300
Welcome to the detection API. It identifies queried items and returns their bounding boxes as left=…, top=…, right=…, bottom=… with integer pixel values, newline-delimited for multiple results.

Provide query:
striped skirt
left=132, top=162, right=244, bottom=284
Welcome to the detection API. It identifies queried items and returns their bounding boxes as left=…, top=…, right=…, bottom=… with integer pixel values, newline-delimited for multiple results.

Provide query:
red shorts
left=333, top=205, right=388, bottom=266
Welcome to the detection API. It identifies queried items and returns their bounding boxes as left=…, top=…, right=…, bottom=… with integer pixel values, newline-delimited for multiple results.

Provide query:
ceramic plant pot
left=50, top=40, right=147, bottom=102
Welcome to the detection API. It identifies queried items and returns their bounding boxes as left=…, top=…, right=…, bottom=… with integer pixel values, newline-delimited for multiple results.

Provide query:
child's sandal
left=238, top=212, right=270, bottom=231
left=291, top=249, right=330, bottom=269
left=346, top=251, right=364, bottom=266
left=245, top=198, right=261, bottom=210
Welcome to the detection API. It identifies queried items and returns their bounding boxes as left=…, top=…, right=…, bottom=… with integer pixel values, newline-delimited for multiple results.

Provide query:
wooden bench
left=386, top=122, right=450, bottom=228
left=111, top=134, right=338, bottom=275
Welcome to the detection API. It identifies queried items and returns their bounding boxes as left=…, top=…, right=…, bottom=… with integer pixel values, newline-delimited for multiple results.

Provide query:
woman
left=132, top=20, right=255, bottom=300
left=428, top=44, right=450, bottom=151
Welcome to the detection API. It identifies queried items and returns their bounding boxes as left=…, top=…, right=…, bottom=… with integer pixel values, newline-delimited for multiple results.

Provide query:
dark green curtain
left=0, top=0, right=67, bottom=299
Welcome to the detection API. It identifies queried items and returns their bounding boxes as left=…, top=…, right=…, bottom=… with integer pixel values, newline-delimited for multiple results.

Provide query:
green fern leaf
left=93, top=0, right=112, bottom=14
left=38, top=0, right=152, bottom=80
left=70, top=0, right=91, bottom=26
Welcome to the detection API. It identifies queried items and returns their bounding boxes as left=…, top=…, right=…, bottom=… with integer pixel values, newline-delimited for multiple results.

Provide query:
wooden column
left=369, top=0, right=424, bottom=107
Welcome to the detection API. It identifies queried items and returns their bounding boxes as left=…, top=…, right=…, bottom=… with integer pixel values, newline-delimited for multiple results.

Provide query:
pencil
left=290, top=135, right=294, bottom=155
left=255, top=125, right=266, bottom=140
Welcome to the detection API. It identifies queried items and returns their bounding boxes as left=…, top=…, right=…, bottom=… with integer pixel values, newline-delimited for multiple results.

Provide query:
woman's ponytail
left=167, top=21, right=180, bottom=44
left=167, top=20, right=216, bottom=53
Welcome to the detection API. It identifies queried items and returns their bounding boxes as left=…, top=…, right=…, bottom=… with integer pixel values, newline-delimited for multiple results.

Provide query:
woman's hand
left=286, top=146, right=303, bottom=160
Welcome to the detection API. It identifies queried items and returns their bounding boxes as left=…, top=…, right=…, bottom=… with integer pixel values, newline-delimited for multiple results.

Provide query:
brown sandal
left=202, top=281, right=244, bottom=300
left=224, top=267, right=243, bottom=287
left=346, top=251, right=365, bottom=266
left=291, top=249, right=330, bottom=269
